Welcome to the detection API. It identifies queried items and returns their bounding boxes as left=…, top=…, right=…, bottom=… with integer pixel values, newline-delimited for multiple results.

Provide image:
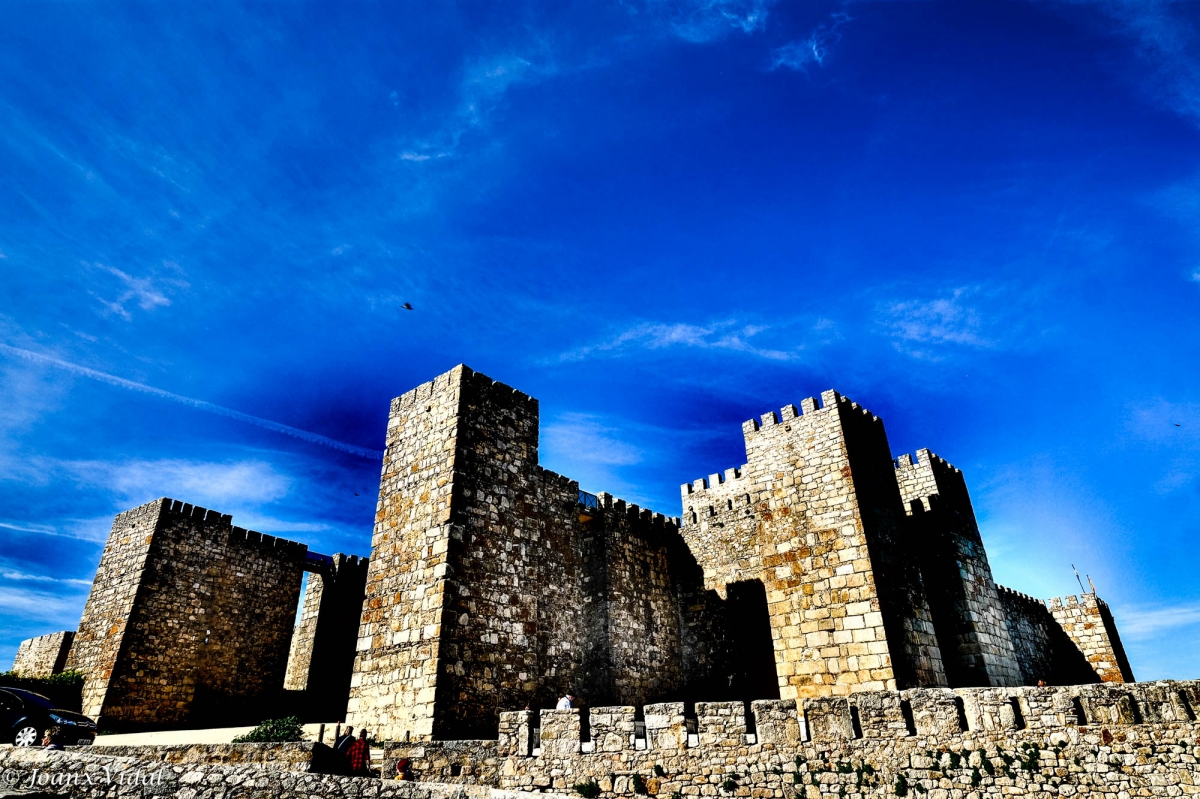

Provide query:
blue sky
left=2, top=0, right=1199, bottom=681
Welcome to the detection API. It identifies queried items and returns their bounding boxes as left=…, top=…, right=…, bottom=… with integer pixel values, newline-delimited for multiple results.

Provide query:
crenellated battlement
left=392, top=364, right=539, bottom=419
left=383, top=680, right=1200, bottom=787
left=592, top=491, right=680, bottom=532
left=996, top=584, right=1046, bottom=607
left=156, top=497, right=308, bottom=560
left=679, top=466, right=749, bottom=500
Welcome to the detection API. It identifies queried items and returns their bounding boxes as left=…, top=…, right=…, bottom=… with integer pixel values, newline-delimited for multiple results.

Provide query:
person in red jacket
left=346, top=729, right=372, bottom=776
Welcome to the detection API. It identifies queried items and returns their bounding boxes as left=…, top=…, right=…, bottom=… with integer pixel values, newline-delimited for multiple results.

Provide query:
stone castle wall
left=66, top=498, right=307, bottom=728
left=348, top=367, right=722, bottom=742
left=894, top=450, right=1021, bottom=687
left=381, top=681, right=1200, bottom=797
left=996, top=586, right=1110, bottom=686
left=284, top=573, right=325, bottom=691
left=11, top=630, right=74, bottom=677
left=679, top=391, right=945, bottom=699
left=40, top=364, right=1139, bottom=736
left=1048, top=592, right=1135, bottom=684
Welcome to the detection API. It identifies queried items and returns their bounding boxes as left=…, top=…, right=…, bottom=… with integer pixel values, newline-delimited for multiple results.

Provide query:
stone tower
left=345, top=365, right=725, bottom=741
left=894, top=449, right=1022, bottom=686
left=65, top=499, right=307, bottom=728
left=679, top=390, right=947, bottom=698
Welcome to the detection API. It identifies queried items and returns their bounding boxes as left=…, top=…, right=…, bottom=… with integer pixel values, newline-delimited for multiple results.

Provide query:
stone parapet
left=377, top=687, right=1200, bottom=796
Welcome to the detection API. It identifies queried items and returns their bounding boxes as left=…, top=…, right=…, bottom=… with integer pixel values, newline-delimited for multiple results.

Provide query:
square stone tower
left=895, top=449, right=1022, bottom=687
left=346, top=365, right=720, bottom=741
left=679, top=390, right=946, bottom=698
left=65, top=499, right=307, bottom=728
left=346, top=366, right=593, bottom=741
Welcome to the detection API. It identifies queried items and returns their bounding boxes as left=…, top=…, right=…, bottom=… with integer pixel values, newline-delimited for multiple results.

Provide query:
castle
left=13, top=365, right=1134, bottom=740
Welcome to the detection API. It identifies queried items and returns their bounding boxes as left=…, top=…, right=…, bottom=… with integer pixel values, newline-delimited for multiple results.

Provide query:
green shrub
left=231, top=716, right=304, bottom=743
left=654, top=764, right=666, bottom=777
left=893, top=774, right=908, bottom=796
left=632, top=775, right=648, bottom=795
left=574, top=779, right=601, bottom=798
left=720, top=778, right=738, bottom=793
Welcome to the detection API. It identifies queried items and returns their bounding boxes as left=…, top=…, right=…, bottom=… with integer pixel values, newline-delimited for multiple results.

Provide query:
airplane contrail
left=0, top=343, right=384, bottom=460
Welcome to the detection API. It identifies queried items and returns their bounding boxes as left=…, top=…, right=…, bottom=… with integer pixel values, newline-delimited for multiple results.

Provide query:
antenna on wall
left=1087, top=574, right=1096, bottom=594
left=1071, top=564, right=1086, bottom=594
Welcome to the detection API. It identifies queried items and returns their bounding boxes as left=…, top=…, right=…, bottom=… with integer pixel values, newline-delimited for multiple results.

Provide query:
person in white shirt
left=556, top=694, right=574, bottom=709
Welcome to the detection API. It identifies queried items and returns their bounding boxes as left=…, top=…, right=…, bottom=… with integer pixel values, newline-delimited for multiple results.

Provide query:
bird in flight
left=402, top=302, right=414, bottom=310
left=1175, top=423, right=1181, bottom=427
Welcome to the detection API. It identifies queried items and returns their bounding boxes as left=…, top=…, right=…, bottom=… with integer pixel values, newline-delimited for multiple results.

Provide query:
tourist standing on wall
left=346, top=729, right=372, bottom=776
left=335, top=725, right=355, bottom=755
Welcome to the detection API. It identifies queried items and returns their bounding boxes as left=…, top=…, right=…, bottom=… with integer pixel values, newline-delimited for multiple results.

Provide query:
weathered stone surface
left=65, top=499, right=308, bottom=727
left=88, top=742, right=329, bottom=771
left=1048, top=592, right=1135, bottom=683
left=895, top=451, right=1022, bottom=688
left=679, top=392, right=946, bottom=700
left=378, top=682, right=1200, bottom=797
left=28, top=364, right=1140, bottom=739
left=12, top=631, right=74, bottom=677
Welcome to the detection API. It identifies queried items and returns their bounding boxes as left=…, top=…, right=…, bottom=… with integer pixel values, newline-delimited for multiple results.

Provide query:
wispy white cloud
left=66, top=458, right=292, bottom=508
left=769, top=12, right=852, bottom=71
left=1114, top=602, right=1200, bottom=640
left=0, top=518, right=110, bottom=544
left=1191, top=268, right=1200, bottom=282
left=0, top=584, right=89, bottom=627
left=0, top=570, right=91, bottom=588
left=645, top=0, right=774, bottom=43
left=543, top=413, right=644, bottom=469
left=398, top=51, right=561, bottom=163
left=1046, top=0, right=1200, bottom=126
left=0, top=344, right=383, bottom=459
left=879, top=286, right=1011, bottom=359
left=91, top=263, right=179, bottom=320
left=559, top=319, right=799, bottom=362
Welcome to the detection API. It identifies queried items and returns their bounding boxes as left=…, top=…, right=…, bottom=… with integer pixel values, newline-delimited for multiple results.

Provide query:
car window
left=0, top=691, right=19, bottom=711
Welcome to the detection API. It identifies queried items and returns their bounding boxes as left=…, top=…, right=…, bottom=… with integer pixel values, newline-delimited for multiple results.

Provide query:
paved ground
left=94, top=723, right=342, bottom=746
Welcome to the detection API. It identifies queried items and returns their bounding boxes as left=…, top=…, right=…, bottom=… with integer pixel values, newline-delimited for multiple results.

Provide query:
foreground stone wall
left=66, top=498, right=308, bottom=728
left=383, top=681, right=1200, bottom=798
left=12, top=630, right=74, bottom=677
left=88, top=742, right=330, bottom=771
left=0, top=746, right=570, bottom=799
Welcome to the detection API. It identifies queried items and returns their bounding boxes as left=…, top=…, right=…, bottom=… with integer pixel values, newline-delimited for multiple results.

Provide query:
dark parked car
left=0, top=688, right=97, bottom=746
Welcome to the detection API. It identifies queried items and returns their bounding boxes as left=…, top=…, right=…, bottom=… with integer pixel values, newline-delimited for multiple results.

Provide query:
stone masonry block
left=695, top=701, right=745, bottom=747
left=751, top=699, right=801, bottom=747
left=850, top=691, right=909, bottom=738
left=589, top=706, right=636, bottom=753
left=903, top=689, right=964, bottom=737
left=498, top=711, right=534, bottom=757
left=1076, top=685, right=1139, bottom=725
left=539, top=709, right=581, bottom=756
left=644, top=702, right=687, bottom=751
left=804, top=697, right=855, bottom=742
